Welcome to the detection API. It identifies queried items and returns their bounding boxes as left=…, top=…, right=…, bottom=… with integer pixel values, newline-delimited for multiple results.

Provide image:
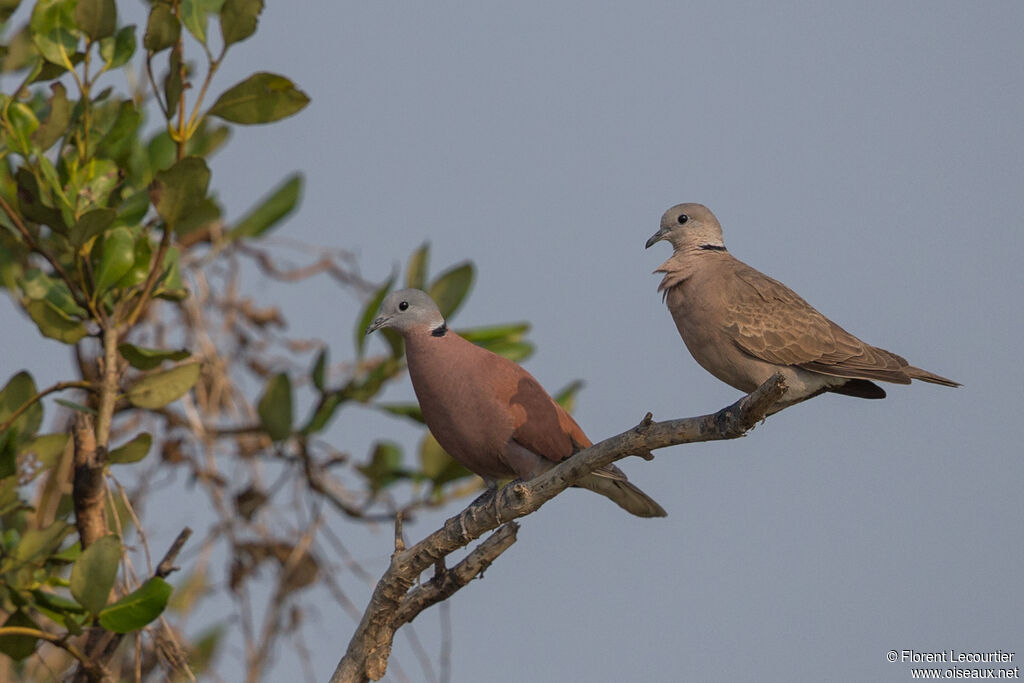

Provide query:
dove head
left=645, top=203, right=726, bottom=252
left=366, top=288, right=446, bottom=337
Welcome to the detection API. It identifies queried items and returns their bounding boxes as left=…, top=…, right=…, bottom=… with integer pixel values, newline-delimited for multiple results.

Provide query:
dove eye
left=398, top=301, right=409, bottom=311
left=677, top=214, right=689, bottom=225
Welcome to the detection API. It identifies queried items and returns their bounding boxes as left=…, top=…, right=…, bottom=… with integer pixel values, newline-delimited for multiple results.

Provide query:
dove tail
left=576, top=473, right=667, bottom=518
left=905, top=366, right=961, bottom=388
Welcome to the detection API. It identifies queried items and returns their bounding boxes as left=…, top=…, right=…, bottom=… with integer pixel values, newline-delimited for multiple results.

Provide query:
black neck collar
left=698, top=244, right=727, bottom=252
left=431, top=323, right=448, bottom=337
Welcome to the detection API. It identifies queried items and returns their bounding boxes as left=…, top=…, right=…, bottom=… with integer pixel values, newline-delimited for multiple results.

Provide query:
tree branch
left=72, top=414, right=108, bottom=549
left=392, top=522, right=519, bottom=629
left=0, top=380, right=93, bottom=434
left=330, top=373, right=788, bottom=683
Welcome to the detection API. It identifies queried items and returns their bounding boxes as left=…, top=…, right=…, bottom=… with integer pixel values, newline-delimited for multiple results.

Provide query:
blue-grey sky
left=3, top=2, right=1022, bottom=681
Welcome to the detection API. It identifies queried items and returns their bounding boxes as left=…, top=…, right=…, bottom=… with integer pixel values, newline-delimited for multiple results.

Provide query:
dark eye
left=677, top=214, right=689, bottom=225
left=398, top=301, right=409, bottom=311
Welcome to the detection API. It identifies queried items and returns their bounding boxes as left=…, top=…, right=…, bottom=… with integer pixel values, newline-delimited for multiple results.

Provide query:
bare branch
left=156, top=527, right=194, bottom=579
left=330, top=373, right=788, bottom=683
left=393, top=522, right=519, bottom=629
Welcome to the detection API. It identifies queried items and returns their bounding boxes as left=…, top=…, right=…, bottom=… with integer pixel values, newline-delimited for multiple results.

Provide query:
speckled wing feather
left=726, top=264, right=914, bottom=383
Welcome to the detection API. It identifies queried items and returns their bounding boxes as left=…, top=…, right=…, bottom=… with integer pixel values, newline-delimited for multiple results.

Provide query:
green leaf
left=163, top=43, right=183, bottom=112
left=92, top=226, right=135, bottom=295
left=257, top=373, right=292, bottom=441
left=32, top=82, right=71, bottom=152
left=54, top=398, right=96, bottom=415
left=70, top=534, right=121, bottom=615
left=75, top=0, right=116, bottom=41
left=357, top=441, right=406, bottom=492
left=143, top=2, right=179, bottom=53
left=428, top=262, right=474, bottom=319
left=419, top=432, right=472, bottom=488
left=146, top=130, right=176, bottom=177
left=32, top=589, right=85, bottom=612
left=97, top=577, right=172, bottom=633
left=99, top=24, right=135, bottom=70
left=356, top=275, right=395, bottom=358
left=153, top=246, right=186, bottom=300
left=5, top=101, right=39, bottom=155
left=458, top=322, right=530, bottom=344
left=21, top=269, right=85, bottom=318
left=25, top=300, right=88, bottom=344
left=220, top=0, right=262, bottom=47
left=114, top=234, right=153, bottom=289
left=12, top=520, right=71, bottom=566
left=108, top=432, right=151, bottom=464
left=299, top=391, right=344, bottom=435
left=0, top=610, right=38, bottom=661
left=2, top=23, right=36, bottom=71
left=0, top=241, right=24, bottom=293
left=375, top=402, right=424, bottom=424
left=75, top=158, right=119, bottom=212
left=98, top=100, right=143, bottom=160
left=70, top=208, right=115, bottom=249
left=478, top=339, right=533, bottom=362
left=347, top=356, right=400, bottom=403
left=173, top=197, right=221, bottom=237
left=405, top=243, right=429, bottom=290
left=37, top=155, right=73, bottom=226
left=149, top=156, right=211, bottom=232
left=126, top=362, right=201, bottom=409
left=458, top=323, right=534, bottom=361
left=30, top=589, right=86, bottom=631
left=0, top=372, right=42, bottom=442
left=180, top=0, right=207, bottom=44
left=30, top=0, right=80, bottom=67
left=0, top=433, right=14, bottom=479
left=311, top=348, right=327, bottom=391
left=18, top=433, right=70, bottom=476
left=113, top=188, right=149, bottom=226
left=207, top=72, right=309, bottom=125
left=0, top=0, right=24, bottom=23
left=117, top=343, right=190, bottom=370
left=15, top=166, right=65, bottom=230
left=553, top=380, right=584, bottom=413
left=0, top=470, right=21, bottom=512
left=228, top=173, right=301, bottom=240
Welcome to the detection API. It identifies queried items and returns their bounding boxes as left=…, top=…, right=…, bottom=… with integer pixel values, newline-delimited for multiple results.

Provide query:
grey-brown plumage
left=367, top=289, right=666, bottom=518
left=646, top=203, right=959, bottom=412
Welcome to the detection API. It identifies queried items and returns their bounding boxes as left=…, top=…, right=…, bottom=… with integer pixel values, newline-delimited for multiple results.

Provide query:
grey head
left=645, top=203, right=726, bottom=251
left=366, top=288, right=446, bottom=337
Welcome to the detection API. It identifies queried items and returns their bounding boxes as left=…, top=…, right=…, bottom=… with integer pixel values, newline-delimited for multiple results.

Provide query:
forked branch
left=331, top=373, right=788, bottom=683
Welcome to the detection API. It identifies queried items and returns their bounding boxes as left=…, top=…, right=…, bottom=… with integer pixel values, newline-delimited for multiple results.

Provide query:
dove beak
left=366, top=316, right=390, bottom=335
left=645, top=228, right=667, bottom=249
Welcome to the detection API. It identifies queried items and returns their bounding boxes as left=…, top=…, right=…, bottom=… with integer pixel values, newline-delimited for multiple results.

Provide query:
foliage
left=0, top=1, right=572, bottom=679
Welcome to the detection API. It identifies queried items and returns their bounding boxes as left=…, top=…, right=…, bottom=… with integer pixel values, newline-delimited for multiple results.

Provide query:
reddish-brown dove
left=366, top=289, right=666, bottom=518
left=646, top=203, right=959, bottom=413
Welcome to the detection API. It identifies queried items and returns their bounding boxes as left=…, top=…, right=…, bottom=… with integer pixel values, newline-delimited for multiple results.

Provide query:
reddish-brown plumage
left=405, top=330, right=587, bottom=480
left=367, top=288, right=665, bottom=518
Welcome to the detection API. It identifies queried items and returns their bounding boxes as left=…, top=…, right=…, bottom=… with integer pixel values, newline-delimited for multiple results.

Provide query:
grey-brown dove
left=646, top=203, right=959, bottom=413
left=366, top=289, right=666, bottom=518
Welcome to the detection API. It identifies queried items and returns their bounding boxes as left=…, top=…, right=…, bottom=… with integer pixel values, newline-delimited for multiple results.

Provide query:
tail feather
left=905, top=365, right=961, bottom=387
left=576, top=472, right=667, bottom=518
